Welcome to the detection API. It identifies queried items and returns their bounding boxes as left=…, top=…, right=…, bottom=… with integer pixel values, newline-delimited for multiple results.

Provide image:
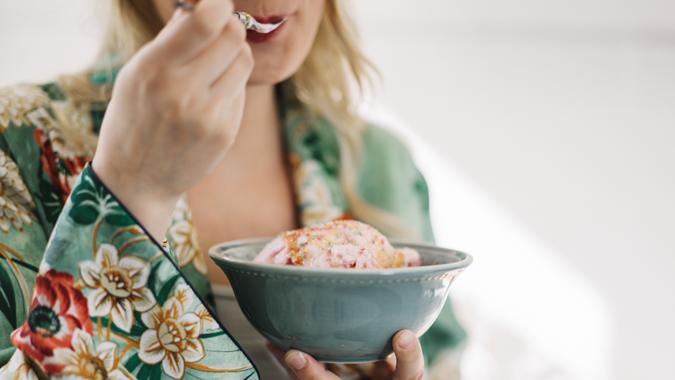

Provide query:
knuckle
left=190, top=11, right=220, bottom=38
left=114, top=66, right=134, bottom=88
left=117, top=58, right=143, bottom=81
left=137, top=40, right=160, bottom=59
left=218, top=24, right=245, bottom=54
left=127, top=59, right=171, bottom=93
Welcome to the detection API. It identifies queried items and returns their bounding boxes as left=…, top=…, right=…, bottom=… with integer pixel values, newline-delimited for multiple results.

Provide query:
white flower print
left=168, top=197, right=207, bottom=275
left=195, top=305, right=219, bottom=332
left=294, top=159, right=344, bottom=226
left=0, top=351, right=39, bottom=380
left=138, top=285, right=204, bottom=379
left=0, top=84, right=48, bottom=132
left=50, top=329, right=134, bottom=380
left=26, top=103, right=97, bottom=160
left=0, top=150, right=34, bottom=232
left=79, top=244, right=156, bottom=332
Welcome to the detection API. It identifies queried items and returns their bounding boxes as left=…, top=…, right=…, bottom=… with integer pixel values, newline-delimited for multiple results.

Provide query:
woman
left=0, top=0, right=465, bottom=378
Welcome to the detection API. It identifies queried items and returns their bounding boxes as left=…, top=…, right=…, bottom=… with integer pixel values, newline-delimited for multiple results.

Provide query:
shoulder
left=0, top=79, right=102, bottom=141
left=361, top=122, right=407, bottom=149
left=0, top=78, right=105, bottom=223
left=1, top=74, right=110, bottom=132
left=358, top=123, right=420, bottom=181
left=0, top=76, right=106, bottom=157
left=358, top=122, right=429, bottom=200
left=356, top=123, right=435, bottom=242
left=0, top=83, right=53, bottom=131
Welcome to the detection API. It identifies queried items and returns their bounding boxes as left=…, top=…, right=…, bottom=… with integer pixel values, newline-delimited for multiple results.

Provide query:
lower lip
left=246, top=17, right=289, bottom=44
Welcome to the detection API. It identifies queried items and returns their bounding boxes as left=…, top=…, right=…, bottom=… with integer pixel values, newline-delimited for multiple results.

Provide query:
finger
left=267, top=344, right=305, bottom=379
left=185, top=14, right=247, bottom=84
left=371, top=359, right=395, bottom=380
left=208, top=44, right=253, bottom=100
left=268, top=344, right=305, bottom=379
left=150, top=0, right=235, bottom=63
left=267, top=343, right=293, bottom=370
left=267, top=343, right=285, bottom=361
left=284, top=350, right=340, bottom=380
left=392, top=330, right=425, bottom=380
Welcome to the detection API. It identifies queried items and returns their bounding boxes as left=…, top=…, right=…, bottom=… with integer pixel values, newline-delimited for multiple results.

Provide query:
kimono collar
left=277, top=84, right=350, bottom=227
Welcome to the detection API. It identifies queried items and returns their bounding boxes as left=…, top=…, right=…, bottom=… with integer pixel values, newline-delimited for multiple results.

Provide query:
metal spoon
left=174, top=1, right=286, bottom=34
left=233, top=11, right=286, bottom=34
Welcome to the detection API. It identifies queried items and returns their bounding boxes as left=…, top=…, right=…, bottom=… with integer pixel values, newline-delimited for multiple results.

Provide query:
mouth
left=246, top=14, right=292, bottom=43
left=252, top=15, right=287, bottom=24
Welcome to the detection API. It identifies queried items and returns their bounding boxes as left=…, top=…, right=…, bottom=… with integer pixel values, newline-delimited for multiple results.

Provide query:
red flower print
left=34, top=128, right=88, bottom=202
left=334, top=213, right=353, bottom=221
left=10, top=269, right=92, bottom=375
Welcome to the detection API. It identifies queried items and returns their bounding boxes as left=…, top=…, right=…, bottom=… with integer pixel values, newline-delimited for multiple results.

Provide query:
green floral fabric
left=0, top=83, right=256, bottom=379
left=0, top=77, right=464, bottom=379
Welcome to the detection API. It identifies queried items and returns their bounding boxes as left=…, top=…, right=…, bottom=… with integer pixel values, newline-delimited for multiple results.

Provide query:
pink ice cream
left=254, top=220, right=421, bottom=269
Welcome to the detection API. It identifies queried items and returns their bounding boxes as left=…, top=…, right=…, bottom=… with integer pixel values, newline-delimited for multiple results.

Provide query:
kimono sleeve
left=0, top=143, right=48, bottom=366
left=0, top=128, right=257, bottom=379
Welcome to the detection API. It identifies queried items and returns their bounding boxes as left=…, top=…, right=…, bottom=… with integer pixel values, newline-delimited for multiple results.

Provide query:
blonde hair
left=75, top=0, right=416, bottom=239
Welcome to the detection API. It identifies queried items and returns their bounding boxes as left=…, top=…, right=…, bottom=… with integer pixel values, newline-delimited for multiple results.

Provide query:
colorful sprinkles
left=255, top=221, right=421, bottom=269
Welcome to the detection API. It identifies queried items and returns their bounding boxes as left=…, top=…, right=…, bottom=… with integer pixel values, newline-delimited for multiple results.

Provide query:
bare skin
left=92, top=0, right=426, bottom=378
left=150, top=0, right=324, bottom=285
left=187, top=84, right=296, bottom=285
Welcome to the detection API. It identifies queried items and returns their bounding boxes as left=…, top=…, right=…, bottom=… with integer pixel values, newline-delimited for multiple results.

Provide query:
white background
left=1, top=1, right=674, bottom=379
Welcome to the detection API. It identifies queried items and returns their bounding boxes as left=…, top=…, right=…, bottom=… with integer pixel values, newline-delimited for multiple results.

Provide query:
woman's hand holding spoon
left=93, top=0, right=252, bottom=240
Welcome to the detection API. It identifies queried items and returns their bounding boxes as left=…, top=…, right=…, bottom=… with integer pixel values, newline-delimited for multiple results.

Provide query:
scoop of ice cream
left=254, top=220, right=421, bottom=269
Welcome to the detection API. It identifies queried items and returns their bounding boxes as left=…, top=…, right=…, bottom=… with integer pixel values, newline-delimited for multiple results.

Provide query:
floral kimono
left=0, top=74, right=465, bottom=379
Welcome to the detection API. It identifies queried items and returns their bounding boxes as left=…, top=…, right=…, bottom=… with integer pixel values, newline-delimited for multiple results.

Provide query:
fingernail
left=397, top=330, right=415, bottom=350
left=285, top=350, right=306, bottom=371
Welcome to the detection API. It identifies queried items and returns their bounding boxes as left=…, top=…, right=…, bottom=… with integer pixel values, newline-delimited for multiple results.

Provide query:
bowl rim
left=208, top=238, right=473, bottom=276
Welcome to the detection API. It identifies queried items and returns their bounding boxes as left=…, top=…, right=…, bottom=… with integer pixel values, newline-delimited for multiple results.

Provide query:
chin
left=247, top=55, right=301, bottom=86
left=246, top=44, right=306, bottom=86
left=247, top=69, right=292, bottom=86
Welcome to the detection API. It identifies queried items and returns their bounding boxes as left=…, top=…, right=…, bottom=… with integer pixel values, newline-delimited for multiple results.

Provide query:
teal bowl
left=209, top=239, right=472, bottom=363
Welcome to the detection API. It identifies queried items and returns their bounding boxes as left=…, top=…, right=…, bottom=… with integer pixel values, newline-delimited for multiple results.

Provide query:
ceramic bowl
left=209, top=239, right=472, bottom=363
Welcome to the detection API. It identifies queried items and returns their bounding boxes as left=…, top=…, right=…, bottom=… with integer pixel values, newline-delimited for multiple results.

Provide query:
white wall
left=0, top=1, right=103, bottom=85
left=1, top=1, right=674, bottom=379
left=353, top=1, right=675, bottom=380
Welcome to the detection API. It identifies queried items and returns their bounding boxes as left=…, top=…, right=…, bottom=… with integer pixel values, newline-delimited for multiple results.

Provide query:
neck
left=209, top=83, right=285, bottom=178
left=234, top=84, right=280, bottom=151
